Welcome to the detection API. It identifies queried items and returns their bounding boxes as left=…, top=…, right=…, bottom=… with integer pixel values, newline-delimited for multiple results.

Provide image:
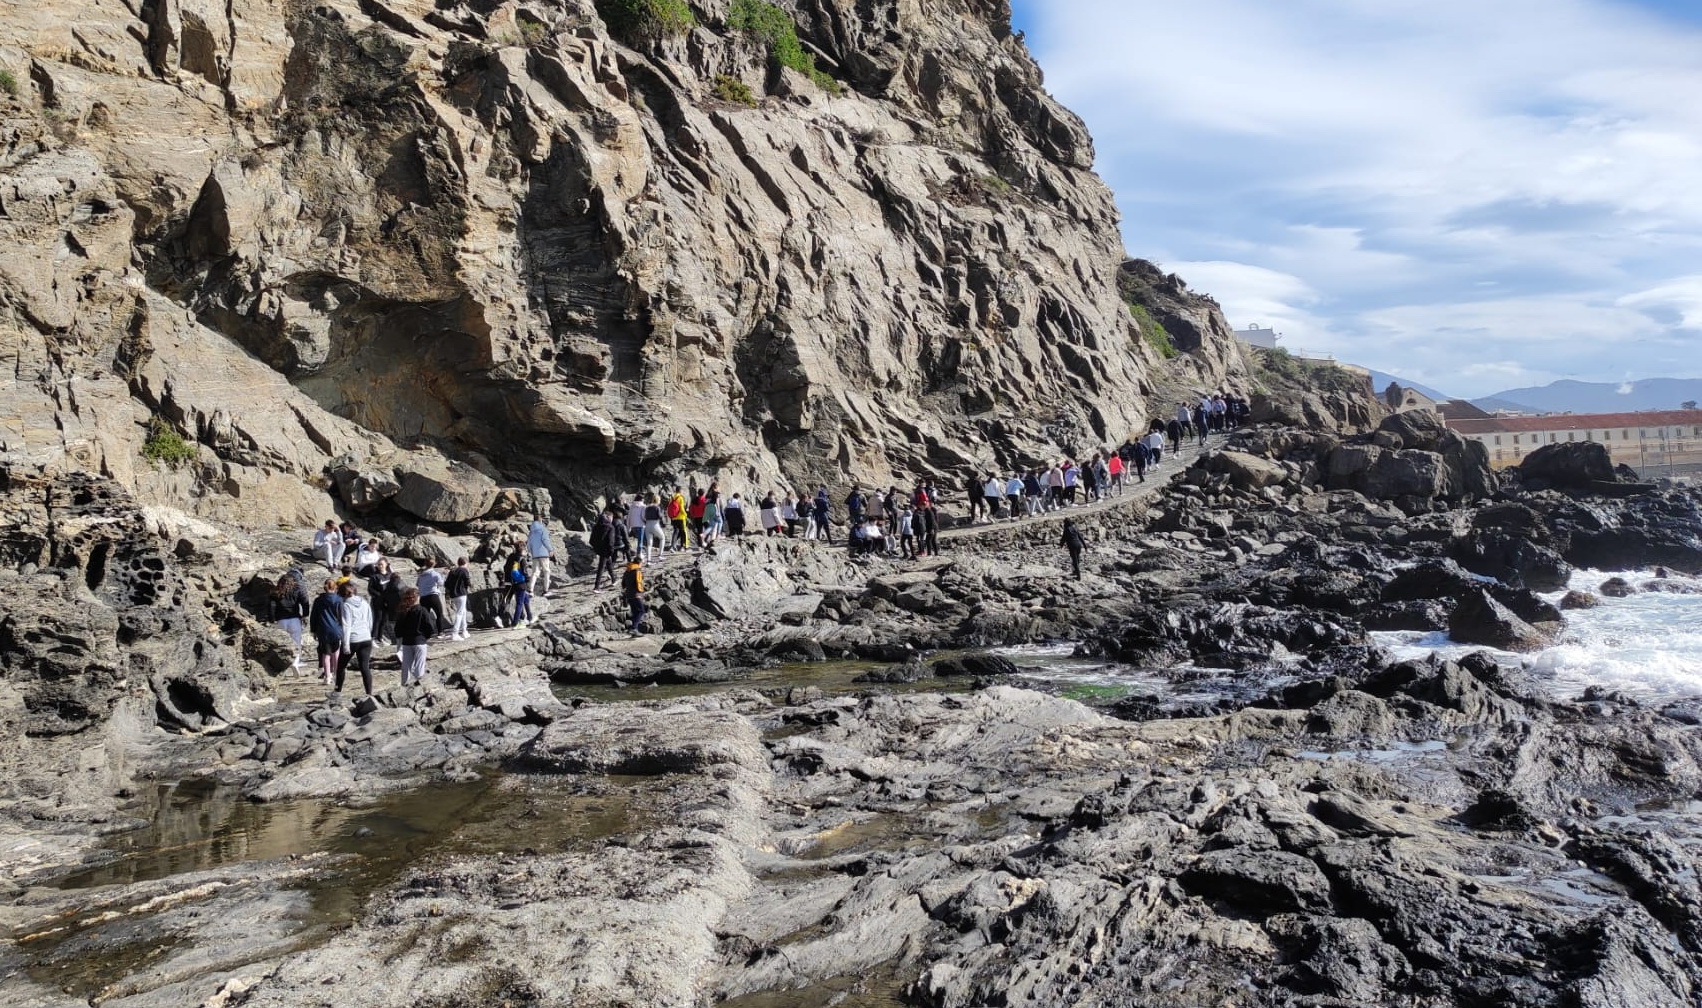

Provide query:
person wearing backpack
left=445, top=556, right=472, bottom=641
left=394, top=587, right=438, bottom=686
left=308, top=578, right=345, bottom=686
left=590, top=507, right=620, bottom=590
left=621, top=558, right=646, bottom=636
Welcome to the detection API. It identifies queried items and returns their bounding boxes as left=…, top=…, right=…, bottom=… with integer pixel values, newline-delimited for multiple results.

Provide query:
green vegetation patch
left=728, top=0, right=840, bottom=93
left=1129, top=303, right=1178, bottom=360
left=0, top=69, right=18, bottom=98
left=596, top=0, right=696, bottom=41
left=712, top=74, right=756, bottom=106
left=141, top=419, right=197, bottom=468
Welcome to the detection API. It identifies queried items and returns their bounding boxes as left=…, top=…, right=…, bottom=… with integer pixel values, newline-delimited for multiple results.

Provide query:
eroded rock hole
left=85, top=542, right=110, bottom=592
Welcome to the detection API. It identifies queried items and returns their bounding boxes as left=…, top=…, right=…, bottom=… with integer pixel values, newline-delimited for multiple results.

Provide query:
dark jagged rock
left=1448, top=588, right=1553, bottom=651
left=1517, top=441, right=1619, bottom=491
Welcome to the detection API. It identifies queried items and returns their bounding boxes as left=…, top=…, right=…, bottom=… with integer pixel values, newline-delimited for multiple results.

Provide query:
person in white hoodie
left=527, top=518, right=555, bottom=596
left=313, top=519, right=343, bottom=571
left=336, top=581, right=374, bottom=696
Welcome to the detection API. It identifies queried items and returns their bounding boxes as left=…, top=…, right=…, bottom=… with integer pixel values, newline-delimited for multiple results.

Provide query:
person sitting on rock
left=353, top=538, right=383, bottom=577
left=314, top=520, right=343, bottom=572
left=621, top=559, right=646, bottom=636
left=846, top=485, right=866, bottom=527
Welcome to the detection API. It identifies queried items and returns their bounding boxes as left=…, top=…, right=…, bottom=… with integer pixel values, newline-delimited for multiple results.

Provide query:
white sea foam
left=1374, top=569, right=1702, bottom=701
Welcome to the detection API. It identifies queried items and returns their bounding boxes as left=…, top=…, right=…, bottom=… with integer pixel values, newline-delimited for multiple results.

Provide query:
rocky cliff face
left=0, top=0, right=1221, bottom=526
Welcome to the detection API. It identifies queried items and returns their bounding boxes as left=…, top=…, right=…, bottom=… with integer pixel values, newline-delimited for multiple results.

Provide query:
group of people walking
left=273, top=390, right=1248, bottom=678
left=268, top=535, right=479, bottom=695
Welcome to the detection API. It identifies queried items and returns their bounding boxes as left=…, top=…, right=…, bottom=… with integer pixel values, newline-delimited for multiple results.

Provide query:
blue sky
left=1009, top=0, right=1702, bottom=398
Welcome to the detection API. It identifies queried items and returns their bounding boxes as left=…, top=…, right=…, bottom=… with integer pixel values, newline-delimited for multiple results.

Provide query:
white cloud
left=1019, top=0, right=1702, bottom=397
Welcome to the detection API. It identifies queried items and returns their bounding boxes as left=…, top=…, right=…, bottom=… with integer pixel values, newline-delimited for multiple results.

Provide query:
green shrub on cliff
left=728, top=0, right=840, bottom=93
left=141, top=419, right=197, bottom=468
left=0, top=70, right=18, bottom=98
left=1130, top=304, right=1178, bottom=359
left=597, top=0, right=696, bottom=40
left=712, top=75, right=757, bottom=106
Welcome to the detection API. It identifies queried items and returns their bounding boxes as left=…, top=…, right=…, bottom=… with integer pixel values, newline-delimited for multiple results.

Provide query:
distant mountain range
left=1361, top=371, right=1702, bottom=415
left=1470, top=378, right=1702, bottom=415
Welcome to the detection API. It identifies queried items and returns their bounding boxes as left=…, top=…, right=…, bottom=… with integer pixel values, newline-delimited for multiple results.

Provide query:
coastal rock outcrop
left=0, top=0, right=1234, bottom=528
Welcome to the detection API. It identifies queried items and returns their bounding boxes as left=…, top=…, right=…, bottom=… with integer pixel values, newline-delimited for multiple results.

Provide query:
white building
left=1233, top=325, right=1280, bottom=350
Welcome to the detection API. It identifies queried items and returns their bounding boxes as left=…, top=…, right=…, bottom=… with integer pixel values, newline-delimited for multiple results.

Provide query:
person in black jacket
left=1062, top=519, right=1086, bottom=580
left=445, top=557, right=472, bottom=641
left=308, top=579, right=345, bottom=686
left=366, top=559, right=403, bottom=650
left=267, top=573, right=311, bottom=670
left=590, top=507, right=620, bottom=591
left=394, top=587, right=438, bottom=687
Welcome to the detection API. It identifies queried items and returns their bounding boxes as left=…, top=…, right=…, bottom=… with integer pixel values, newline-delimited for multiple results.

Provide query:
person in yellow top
left=666, top=486, right=689, bottom=551
left=621, top=559, right=646, bottom=636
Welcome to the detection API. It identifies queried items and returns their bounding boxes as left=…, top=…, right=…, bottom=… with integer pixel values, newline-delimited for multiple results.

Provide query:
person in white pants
left=527, top=518, right=555, bottom=596
left=313, top=520, right=343, bottom=571
left=444, top=557, right=472, bottom=641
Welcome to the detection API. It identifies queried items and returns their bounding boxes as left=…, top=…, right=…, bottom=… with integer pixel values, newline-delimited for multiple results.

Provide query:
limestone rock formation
left=0, top=0, right=1233, bottom=528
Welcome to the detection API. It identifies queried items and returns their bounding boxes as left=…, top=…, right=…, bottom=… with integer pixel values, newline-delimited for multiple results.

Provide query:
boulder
left=1560, top=590, right=1601, bottom=610
left=1599, top=577, right=1635, bottom=598
left=1517, top=441, right=1618, bottom=491
left=1448, top=588, right=1552, bottom=652
left=1203, top=450, right=1290, bottom=490
left=393, top=454, right=500, bottom=524
left=1377, top=409, right=1447, bottom=451
left=331, top=464, right=402, bottom=511
left=1450, top=529, right=1572, bottom=591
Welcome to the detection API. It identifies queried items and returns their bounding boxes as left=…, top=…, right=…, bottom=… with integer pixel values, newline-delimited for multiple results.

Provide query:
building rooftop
left=1436, top=400, right=1492, bottom=422
left=1450, top=409, right=1702, bottom=435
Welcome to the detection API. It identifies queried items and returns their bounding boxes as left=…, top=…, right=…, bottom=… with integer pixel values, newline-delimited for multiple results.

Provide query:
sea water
left=1375, top=569, right=1702, bottom=701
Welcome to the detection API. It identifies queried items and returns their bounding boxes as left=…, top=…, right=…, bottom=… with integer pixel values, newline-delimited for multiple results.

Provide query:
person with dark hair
left=667, top=485, right=689, bottom=551
left=314, top=519, right=343, bottom=572
left=366, top=558, right=402, bottom=651
left=417, top=563, right=447, bottom=637
left=394, top=587, right=437, bottom=687
left=725, top=493, right=747, bottom=536
left=1062, top=519, right=1086, bottom=580
left=508, top=554, right=533, bottom=628
left=760, top=492, right=782, bottom=537
left=621, top=558, right=646, bottom=636
left=309, top=578, right=344, bottom=686
left=643, top=494, right=666, bottom=560
left=812, top=487, right=833, bottom=544
left=268, top=572, right=310, bottom=670
left=336, top=580, right=374, bottom=696
left=445, top=556, right=472, bottom=641
left=591, top=506, right=621, bottom=590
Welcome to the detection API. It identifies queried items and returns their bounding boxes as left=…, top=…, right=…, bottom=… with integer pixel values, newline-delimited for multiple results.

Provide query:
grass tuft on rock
left=0, top=69, right=18, bottom=98
left=141, top=419, right=197, bottom=468
left=728, top=0, right=840, bottom=93
left=597, top=0, right=696, bottom=41
left=712, top=75, right=757, bottom=106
